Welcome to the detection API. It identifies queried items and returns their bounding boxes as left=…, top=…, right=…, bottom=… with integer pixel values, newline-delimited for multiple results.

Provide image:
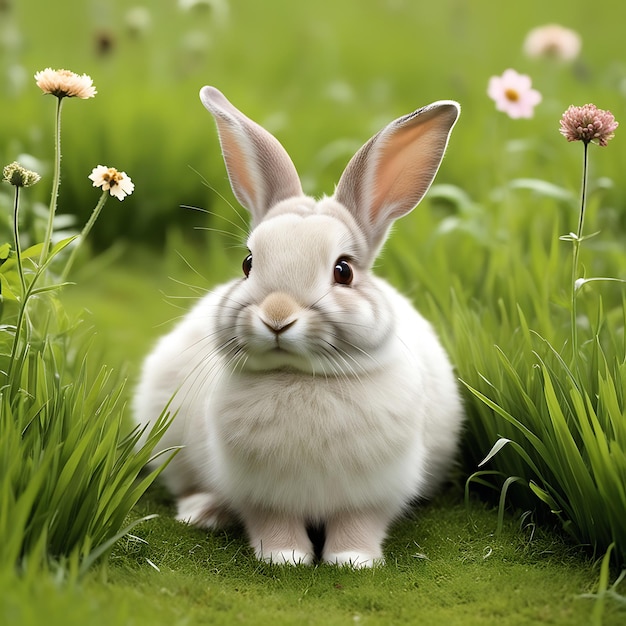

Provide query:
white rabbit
left=133, top=86, right=463, bottom=568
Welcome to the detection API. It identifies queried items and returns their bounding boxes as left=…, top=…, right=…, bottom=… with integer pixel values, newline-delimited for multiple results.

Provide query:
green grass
left=3, top=0, right=626, bottom=246
left=0, top=222, right=622, bottom=625
left=97, top=489, right=626, bottom=626
left=57, top=248, right=626, bottom=626
left=3, top=486, right=625, bottom=626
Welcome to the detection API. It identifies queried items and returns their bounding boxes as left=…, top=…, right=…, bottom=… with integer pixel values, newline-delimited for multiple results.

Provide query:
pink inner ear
left=219, top=123, right=258, bottom=211
left=202, top=86, right=305, bottom=223
left=371, top=115, right=451, bottom=224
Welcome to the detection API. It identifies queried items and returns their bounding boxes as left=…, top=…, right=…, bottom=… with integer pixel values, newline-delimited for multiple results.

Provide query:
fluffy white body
left=134, top=87, right=464, bottom=567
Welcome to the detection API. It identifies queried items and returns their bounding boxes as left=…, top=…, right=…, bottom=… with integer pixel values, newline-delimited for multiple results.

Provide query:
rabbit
left=133, top=86, right=463, bottom=568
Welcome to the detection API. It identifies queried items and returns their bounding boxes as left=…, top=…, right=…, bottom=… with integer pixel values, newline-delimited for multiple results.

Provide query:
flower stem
left=39, top=95, right=64, bottom=266
left=6, top=299, right=27, bottom=382
left=12, top=185, right=26, bottom=295
left=6, top=185, right=28, bottom=383
left=61, top=190, right=109, bottom=281
left=570, top=141, right=589, bottom=363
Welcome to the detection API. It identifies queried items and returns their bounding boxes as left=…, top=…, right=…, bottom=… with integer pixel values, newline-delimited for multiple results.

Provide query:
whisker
left=192, top=225, right=246, bottom=242
left=180, top=203, right=246, bottom=241
left=185, top=165, right=250, bottom=234
left=328, top=330, right=384, bottom=370
left=172, top=250, right=210, bottom=283
left=177, top=336, right=241, bottom=409
left=321, top=341, right=371, bottom=383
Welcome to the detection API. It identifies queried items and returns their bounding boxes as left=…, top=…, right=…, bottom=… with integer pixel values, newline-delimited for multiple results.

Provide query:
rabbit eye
left=242, top=253, right=252, bottom=278
left=334, top=258, right=353, bottom=285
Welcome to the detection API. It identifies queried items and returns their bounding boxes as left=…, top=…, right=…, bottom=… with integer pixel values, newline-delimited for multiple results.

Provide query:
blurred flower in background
left=125, top=6, right=152, bottom=38
left=178, top=0, right=230, bottom=26
left=487, top=69, right=542, bottom=119
left=523, top=24, right=582, bottom=61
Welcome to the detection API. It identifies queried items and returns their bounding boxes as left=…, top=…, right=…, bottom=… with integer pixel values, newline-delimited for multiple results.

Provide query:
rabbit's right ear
left=200, top=86, right=304, bottom=226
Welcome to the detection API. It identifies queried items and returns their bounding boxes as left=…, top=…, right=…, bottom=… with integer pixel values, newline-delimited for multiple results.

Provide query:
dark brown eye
left=334, top=258, right=353, bottom=285
left=242, top=253, right=252, bottom=278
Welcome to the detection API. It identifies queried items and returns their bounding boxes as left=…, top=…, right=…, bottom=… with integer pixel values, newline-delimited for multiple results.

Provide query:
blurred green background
left=2, top=0, right=625, bottom=248
left=4, top=0, right=626, bottom=490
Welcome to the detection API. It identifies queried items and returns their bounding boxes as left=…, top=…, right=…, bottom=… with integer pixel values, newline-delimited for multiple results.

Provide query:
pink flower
left=487, top=69, right=542, bottom=119
left=523, top=24, right=581, bottom=61
left=559, top=104, right=618, bottom=146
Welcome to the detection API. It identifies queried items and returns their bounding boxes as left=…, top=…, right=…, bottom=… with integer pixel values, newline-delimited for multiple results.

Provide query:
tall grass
left=457, top=117, right=626, bottom=565
left=385, top=155, right=626, bottom=564
left=0, top=72, right=174, bottom=580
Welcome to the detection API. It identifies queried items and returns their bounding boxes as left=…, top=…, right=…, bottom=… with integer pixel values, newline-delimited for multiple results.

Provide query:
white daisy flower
left=88, top=165, right=134, bottom=200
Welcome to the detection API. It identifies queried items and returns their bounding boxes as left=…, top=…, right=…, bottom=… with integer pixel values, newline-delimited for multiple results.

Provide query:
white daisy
left=88, top=165, right=134, bottom=200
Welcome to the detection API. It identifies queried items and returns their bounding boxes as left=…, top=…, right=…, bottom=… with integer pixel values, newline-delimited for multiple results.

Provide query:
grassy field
left=2, top=0, right=626, bottom=623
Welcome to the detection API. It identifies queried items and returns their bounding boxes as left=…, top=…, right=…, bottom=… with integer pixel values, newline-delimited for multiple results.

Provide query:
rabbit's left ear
left=334, top=101, right=460, bottom=252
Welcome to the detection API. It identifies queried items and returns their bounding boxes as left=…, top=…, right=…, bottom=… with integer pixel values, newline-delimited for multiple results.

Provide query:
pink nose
left=261, top=318, right=297, bottom=335
left=258, top=292, right=300, bottom=335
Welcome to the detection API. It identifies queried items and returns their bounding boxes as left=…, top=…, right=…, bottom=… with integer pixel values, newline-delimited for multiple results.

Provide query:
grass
left=4, top=0, right=626, bottom=246
left=4, top=486, right=626, bottom=626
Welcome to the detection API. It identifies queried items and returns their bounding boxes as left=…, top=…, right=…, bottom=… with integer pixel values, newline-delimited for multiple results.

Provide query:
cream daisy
left=34, top=68, right=97, bottom=99
left=89, top=165, right=134, bottom=200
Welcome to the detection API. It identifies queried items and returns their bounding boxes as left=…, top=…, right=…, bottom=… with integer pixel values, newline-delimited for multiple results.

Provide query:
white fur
left=134, top=87, right=463, bottom=567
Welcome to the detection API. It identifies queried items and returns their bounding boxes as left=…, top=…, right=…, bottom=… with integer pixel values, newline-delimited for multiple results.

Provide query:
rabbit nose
left=259, top=292, right=299, bottom=334
left=261, top=318, right=297, bottom=335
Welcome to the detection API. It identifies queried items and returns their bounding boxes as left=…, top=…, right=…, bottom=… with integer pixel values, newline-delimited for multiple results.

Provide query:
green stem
left=6, top=185, right=29, bottom=383
left=570, top=141, right=589, bottom=364
left=6, top=238, right=57, bottom=380
left=39, top=95, right=64, bottom=266
left=12, top=185, right=26, bottom=295
left=61, top=190, right=109, bottom=281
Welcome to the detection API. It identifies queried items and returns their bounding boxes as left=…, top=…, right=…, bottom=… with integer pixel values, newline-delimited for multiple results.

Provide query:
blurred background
left=2, top=0, right=625, bottom=248
left=2, top=0, right=626, bottom=390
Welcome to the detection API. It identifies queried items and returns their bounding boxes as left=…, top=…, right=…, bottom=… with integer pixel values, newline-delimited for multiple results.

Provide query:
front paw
left=175, top=493, right=231, bottom=529
left=323, top=551, right=385, bottom=569
left=257, top=548, right=315, bottom=566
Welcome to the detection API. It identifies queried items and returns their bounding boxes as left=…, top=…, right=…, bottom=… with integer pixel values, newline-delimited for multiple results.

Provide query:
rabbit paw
left=175, top=493, right=231, bottom=529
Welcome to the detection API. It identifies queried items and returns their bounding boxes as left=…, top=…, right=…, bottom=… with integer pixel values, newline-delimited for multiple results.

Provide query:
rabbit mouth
left=268, top=345, right=291, bottom=356
left=240, top=338, right=318, bottom=373
left=264, top=340, right=306, bottom=363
